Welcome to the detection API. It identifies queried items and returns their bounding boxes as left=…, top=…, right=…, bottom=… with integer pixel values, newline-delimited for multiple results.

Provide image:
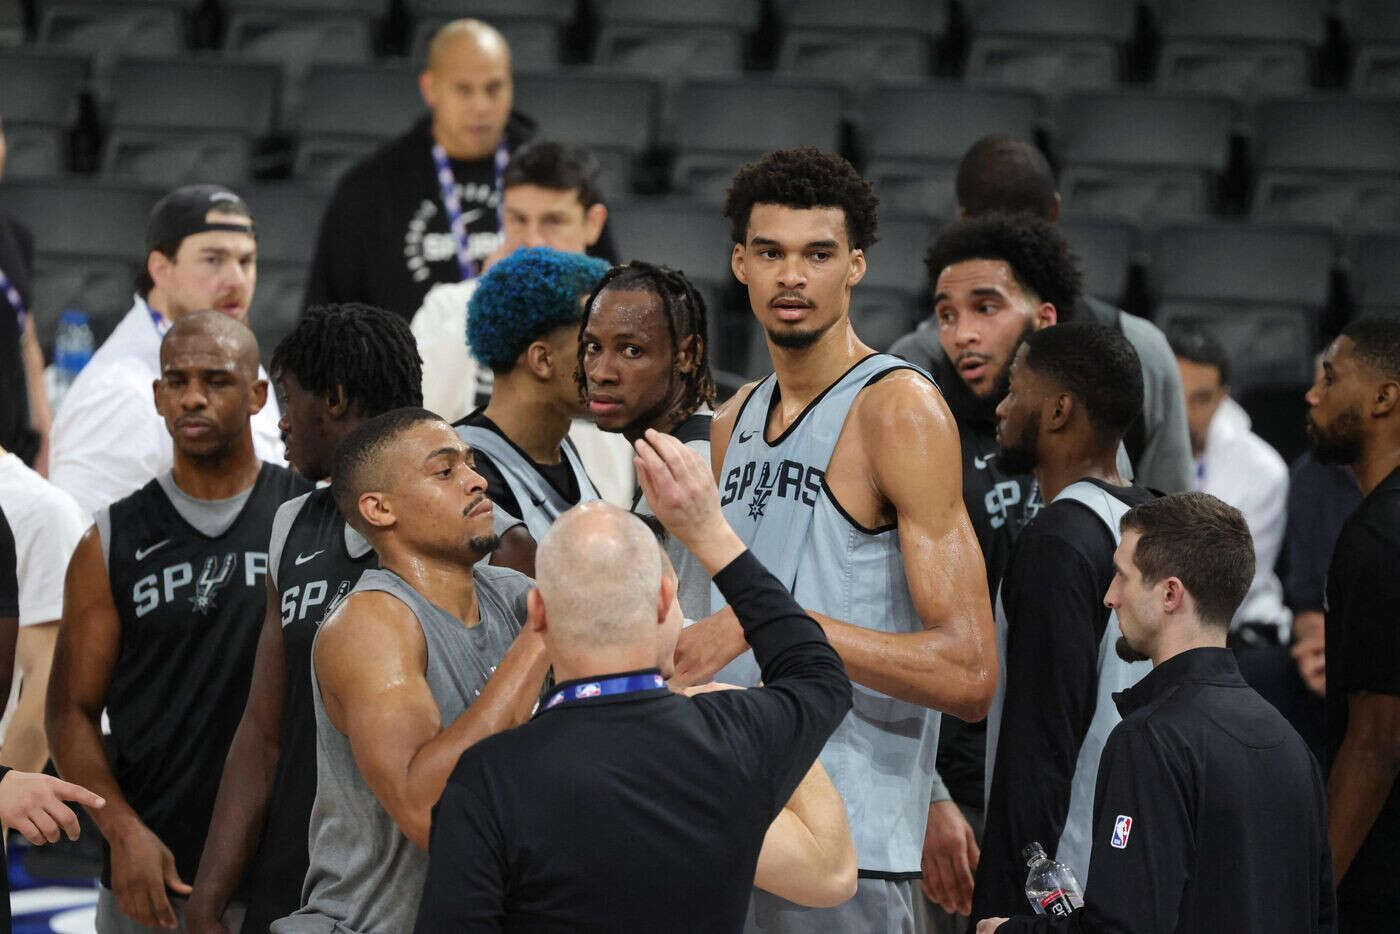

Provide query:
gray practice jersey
left=715, top=354, right=938, bottom=875
left=273, top=565, right=531, bottom=934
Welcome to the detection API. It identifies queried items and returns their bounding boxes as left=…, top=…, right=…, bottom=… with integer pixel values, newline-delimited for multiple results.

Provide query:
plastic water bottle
left=52, top=309, right=95, bottom=406
left=1022, top=842, right=1084, bottom=918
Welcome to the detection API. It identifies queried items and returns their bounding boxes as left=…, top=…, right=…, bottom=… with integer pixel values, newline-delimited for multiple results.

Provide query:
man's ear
left=583, top=203, right=608, bottom=247
left=674, top=334, right=699, bottom=375
left=731, top=242, right=747, bottom=285
left=417, top=69, right=435, bottom=110
left=847, top=248, right=867, bottom=289
left=326, top=384, right=352, bottom=420
left=1161, top=576, right=1187, bottom=615
left=656, top=574, right=677, bottom=625
left=1048, top=192, right=1062, bottom=224
left=358, top=490, right=395, bottom=531
left=1035, top=302, right=1058, bottom=330
left=527, top=588, right=548, bottom=635
left=249, top=377, right=269, bottom=416
left=147, top=250, right=172, bottom=294
left=1373, top=379, right=1400, bottom=417
left=1045, top=392, right=1074, bottom=432
left=524, top=340, right=552, bottom=380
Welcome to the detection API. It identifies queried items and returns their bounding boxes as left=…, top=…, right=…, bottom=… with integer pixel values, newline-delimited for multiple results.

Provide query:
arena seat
left=1156, top=0, right=1325, bottom=98
left=849, top=214, right=935, bottom=352
left=1053, top=91, right=1236, bottom=220
left=1251, top=96, right=1400, bottom=227
left=964, top=0, right=1131, bottom=93
left=594, top=0, right=756, bottom=79
left=1352, top=230, right=1400, bottom=317
left=36, top=3, right=184, bottom=75
left=776, top=0, right=942, bottom=85
left=1157, top=302, right=1315, bottom=389
left=223, top=5, right=376, bottom=116
left=1350, top=0, right=1400, bottom=94
left=101, top=57, right=280, bottom=186
left=864, top=81, right=1042, bottom=219
left=0, top=47, right=90, bottom=178
left=1058, top=215, right=1141, bottom=306
left=238, top=182, right=329, bottom=358
left=408, top=0, right=575, bottom=71
left=512, top=72, right=660, bottom=199
left=0, top=180, right=163, bottom=350
left=669, top=78, right=844, bottom=204
left=291, top=60, right=423, bottom=187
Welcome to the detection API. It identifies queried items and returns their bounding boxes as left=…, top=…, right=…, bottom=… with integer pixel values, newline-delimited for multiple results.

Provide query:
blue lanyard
left=541, top=672, right=666, bottom=712
left=431, top=139, right=509, bottom=281
left=0, top=266, right=25, bottom=332
left=143, top=299, right=170, bottom=337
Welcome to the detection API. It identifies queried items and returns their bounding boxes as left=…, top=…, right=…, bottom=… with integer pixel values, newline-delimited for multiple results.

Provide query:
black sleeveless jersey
left=103, top=463, right=310, bottom=886
left=241, top=487, right=377, bottom=930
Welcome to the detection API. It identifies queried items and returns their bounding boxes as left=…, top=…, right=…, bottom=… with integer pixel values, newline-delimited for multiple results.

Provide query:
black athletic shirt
left=1325, top=464, right=1400, bottom=927
left=102, top=463, right=309, bottom=886
left=454, top=408, right=581, bottom=521
left=0, top=211, right=37, bottom=464
left=240, top=488, right=377, bottom=931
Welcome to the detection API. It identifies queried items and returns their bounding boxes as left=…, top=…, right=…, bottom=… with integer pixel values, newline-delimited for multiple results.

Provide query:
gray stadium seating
left=0, top=47, right=90, bottom=178
left=37, top=3, right=183, bottom=77
left=1252, top=96, right=1400, bottom=227
left=595, top=0, right=756, bottom=79
left=965, top=0, right=1131, bottom=93
left=1156, top=0, right=1325, bottom=98
left=408, top=0, right=576, bottom=71
left=1352, top=230, right=1400, bottom=316
left=670, top=78, right=844, bottom=204
left=1059, top=215, right=1141, bottom=306
left=240, top=183, right=330, bottom=357
left=291, top=60, right=424, bottom=187
left=864, top=82, right=1042, bottom=219
left=776, top=0, right=942, bottom=85
left=1054, top=91, right=1236, bottom=220
left=101, top=57, right=280, bottom=186
left=0, top=180, right=163, bottom=350
left=1350, top=0, right=1400, bottom=94
left=850, top=214, right=934, bottom=352
left=223, top=7, right=375, bottom=117
left=512, top=71, right=660, bottom=199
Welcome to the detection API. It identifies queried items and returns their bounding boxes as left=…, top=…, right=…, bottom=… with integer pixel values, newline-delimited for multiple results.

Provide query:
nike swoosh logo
left=135, top=539, right=170, bottom=560
left=295, top=550, right=325, bottom=566
left=737, top=430, right=755, bottom=443
left=973, top=454, right=993, bottom=470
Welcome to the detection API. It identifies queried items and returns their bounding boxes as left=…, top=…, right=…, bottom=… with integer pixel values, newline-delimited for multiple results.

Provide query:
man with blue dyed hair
left=455, top=247, right=610, bottom=569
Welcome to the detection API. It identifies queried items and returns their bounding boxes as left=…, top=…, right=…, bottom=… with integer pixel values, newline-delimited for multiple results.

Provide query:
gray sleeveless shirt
left=715, top=354, right=937, bottom=874
left=454, top=424, right=599, bottom=541
left=983, top=480, right=1152, bottom=887
left=272, top=565, right=531, bottom=934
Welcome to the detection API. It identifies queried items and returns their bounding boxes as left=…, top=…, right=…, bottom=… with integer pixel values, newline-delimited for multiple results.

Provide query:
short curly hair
left=467, top=247, right=610, bottom=372
left=1023, top=321, right=1143, bottom=446
left=924, top=213, right=1083, bottom=318
left=723, top=147, right=880, bottom=250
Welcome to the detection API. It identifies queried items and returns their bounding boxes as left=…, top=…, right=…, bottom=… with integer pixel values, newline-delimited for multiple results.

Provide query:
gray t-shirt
left=272, top=564, right=531, bottom=934
left=96, top=471, right=254, bottom=567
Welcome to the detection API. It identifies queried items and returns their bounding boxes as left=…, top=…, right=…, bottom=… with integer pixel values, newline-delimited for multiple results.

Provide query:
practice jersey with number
left=98, top=463, right=309, bottom=886
left=240, top=488, right=376, bottom=930
left=715, top=354, right=938, bottom=876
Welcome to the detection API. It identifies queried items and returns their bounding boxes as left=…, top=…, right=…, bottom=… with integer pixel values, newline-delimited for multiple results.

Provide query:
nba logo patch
left=1111, top=815, right=1133, bottom=849
left=578, top=683, right=602, bottom=698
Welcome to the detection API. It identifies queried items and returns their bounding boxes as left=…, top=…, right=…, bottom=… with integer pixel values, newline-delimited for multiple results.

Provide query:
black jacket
left=1000, top=648, right=1335, bottom=934
left=413, top=549, right=852, bottom=932
left=0, top=212, right=37, bottom=463
left=303, top=112, right=536, bottom=319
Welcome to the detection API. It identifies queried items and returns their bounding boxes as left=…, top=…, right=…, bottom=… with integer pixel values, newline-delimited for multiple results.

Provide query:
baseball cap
left=145, top=184, right=255, bottom=252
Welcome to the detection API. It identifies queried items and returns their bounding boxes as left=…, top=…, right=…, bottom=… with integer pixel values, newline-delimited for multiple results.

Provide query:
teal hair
left=467, top=247, right=611, bottom=371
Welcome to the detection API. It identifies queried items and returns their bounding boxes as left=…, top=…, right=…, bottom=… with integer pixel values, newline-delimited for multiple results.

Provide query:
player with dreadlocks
left=187, top=303, right=473, bottom=933
left=580, top=261, right=718, bottom=620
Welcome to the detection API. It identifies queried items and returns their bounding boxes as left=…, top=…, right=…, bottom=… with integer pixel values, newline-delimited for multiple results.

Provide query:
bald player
left=273, top=407, right=548, bottom=934
left=305, top=19, right=535, bottom=318
left=47, top=312, right=310, bottom=932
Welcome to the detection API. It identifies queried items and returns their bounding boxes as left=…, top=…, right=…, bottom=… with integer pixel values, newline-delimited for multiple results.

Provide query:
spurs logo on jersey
left=280, top=577, right=355, bottom=627
left=719, top=458, right=825, bottom=517
left=132, top=551, right=270, bottom=619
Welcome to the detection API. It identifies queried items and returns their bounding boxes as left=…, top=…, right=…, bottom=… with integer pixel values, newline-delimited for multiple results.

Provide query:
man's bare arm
left=709, top=380, right=760, bottom=482
left=1328, top=690, right=1400, bottom=882
left=754, top=760, right=856, bottom=909
left=187, top=582, right=286, bottom=934
left=47, top=528, right=191, bottom=928
left=315, top=591, right=549, bottom=849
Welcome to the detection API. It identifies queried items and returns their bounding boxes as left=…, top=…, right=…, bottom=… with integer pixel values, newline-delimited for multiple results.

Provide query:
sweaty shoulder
left=710, top=378, right=765, bottom=459
left=852, top=367, right=952, bottom=443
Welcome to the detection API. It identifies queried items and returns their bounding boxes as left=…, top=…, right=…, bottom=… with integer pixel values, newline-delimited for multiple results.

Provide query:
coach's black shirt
left=1000, top=648, right=1335, bottom=933
left=240, top=488, right=377, bottom=931
left=0, top=212, right=37, bottom=463
left=303, top=113, right=536, bottom=320
left=102, top=464, right=309, bottom=886
left=414, top=549, right=852, bottom=932
left=1325, top=464, right=1400, bottom=927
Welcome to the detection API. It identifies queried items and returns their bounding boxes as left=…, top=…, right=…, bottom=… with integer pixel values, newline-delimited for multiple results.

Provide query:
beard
left=468, top=533, right=500, bottom=555
left=997, top=414, right=1040, bottom=475
left=1308, top=404, right=1364, bottom=465
left=767, top=325, right=825, bottom=350
left=1115, top=635, right=1150, bottom=664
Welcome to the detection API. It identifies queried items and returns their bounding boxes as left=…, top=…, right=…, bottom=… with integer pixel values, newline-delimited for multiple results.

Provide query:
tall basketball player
left=186, top=304, right=424, bottom=934
left=673, top=147, right=996, bottom=931
left=47, top=312, right=310, bottom=932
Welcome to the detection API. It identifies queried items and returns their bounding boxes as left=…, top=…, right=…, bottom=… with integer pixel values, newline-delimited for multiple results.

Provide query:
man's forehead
left=935, top=258, right=1018, bottom=296
left=746, top=203, right=849, bottom=242
left=505, top=184, right=584, bottom=212
left=179, top=227, right=256, bottom=254
left=161, top=333, right=241, bottom=368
